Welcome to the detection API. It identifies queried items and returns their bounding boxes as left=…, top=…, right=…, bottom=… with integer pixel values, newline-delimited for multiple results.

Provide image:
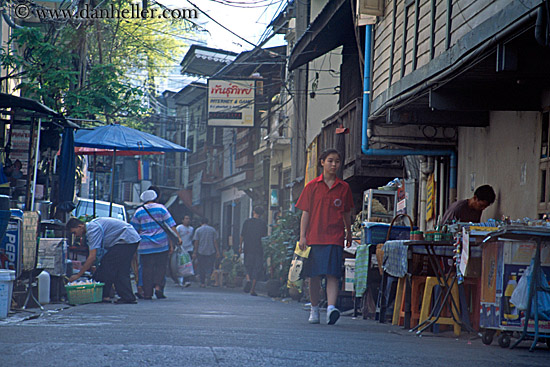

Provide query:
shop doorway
left=222, top=203, right=232, bottom=252
left=232, top=201, right=241, bottom=254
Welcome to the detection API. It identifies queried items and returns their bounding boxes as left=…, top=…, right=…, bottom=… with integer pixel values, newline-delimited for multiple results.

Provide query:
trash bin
left=0, top=269, right=15, bottom=319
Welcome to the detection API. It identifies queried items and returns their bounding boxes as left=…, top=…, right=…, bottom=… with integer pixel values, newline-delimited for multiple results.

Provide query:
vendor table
left=483, top=226, right=550, bottom=351
left=361, top=221, right=413, bottom=320
left=382, top=239, right=478, bottom=335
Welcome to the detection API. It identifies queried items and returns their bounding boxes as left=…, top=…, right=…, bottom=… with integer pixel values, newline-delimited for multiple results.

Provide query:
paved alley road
left=1, top=283, right=549, bottom=367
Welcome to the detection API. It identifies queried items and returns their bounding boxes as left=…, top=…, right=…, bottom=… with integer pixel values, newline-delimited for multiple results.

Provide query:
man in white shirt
left=176, top=215, right=194, bottom=287
left=67, top=217, right=140, bottom=303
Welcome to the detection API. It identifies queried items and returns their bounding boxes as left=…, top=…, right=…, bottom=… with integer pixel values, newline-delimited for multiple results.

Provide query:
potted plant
left=262, top=210, right=301, bottom=297
left=231, top=260, right=246, bottom=288
left=220, top=250, right=246, bottom=287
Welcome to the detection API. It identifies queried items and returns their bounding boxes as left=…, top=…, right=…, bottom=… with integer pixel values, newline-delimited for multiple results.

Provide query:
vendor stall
left=481, top=226, right=550, bottom=351
left=359, top=220, right=412, bottom=320
left=0, top=93, right=78, bottom=308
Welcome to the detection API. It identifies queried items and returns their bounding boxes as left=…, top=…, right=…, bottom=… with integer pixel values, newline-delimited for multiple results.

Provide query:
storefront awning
left=288, top=0, right=353, bottom=71
left=180, top=45, right=237, bottom=78
left=0, top=93, right=79, bottom=128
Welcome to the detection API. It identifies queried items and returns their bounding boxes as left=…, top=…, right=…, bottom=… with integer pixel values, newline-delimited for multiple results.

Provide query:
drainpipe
left=361, top=24, right=457, bottom=204
left=535, top=2, right=548, bottom=47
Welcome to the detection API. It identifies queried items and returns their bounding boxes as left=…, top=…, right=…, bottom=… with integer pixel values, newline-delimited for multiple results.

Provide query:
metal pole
left=25, top=118, right=36, bottom=211
left=93, top=152, right=97, bottom=217
left=30, top=118, right=42, bottom=212
left=109, top=148, right=116, bottom=216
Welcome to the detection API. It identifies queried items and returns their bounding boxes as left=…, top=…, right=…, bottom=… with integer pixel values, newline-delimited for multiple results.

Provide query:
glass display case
left=361, top=189, right=397, bottom=223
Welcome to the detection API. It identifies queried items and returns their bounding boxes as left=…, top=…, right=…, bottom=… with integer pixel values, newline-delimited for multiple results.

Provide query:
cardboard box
left=37, top=238, right=67, bottom=276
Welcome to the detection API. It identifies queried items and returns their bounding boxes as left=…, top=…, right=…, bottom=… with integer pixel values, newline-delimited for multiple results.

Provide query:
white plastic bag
left=176, top=250, right=194, bottom=277
left=511, top=265, right=532, bottom=311
left=169, top=246, right=194, bottom=282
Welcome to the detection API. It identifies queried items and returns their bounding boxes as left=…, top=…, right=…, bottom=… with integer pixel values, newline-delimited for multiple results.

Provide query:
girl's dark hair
left=318, top=148, right=341, bottom=167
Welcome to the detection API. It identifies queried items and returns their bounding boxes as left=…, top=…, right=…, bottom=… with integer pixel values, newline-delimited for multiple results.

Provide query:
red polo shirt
left=295, top=174, right=354, bottom=246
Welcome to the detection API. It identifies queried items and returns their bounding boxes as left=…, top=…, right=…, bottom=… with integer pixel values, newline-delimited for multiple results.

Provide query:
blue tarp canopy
left=74, top=124, right=190, bottom=152
left=73, top=124, right=189, bottom=216
left=57, top=128, right=76, bottom=213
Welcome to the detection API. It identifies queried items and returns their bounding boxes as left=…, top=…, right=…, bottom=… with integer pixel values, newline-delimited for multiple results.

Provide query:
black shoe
left=250, top=291, right=257, bottom=296
left=115, top=299, right=138, bottom=304
left=243, top=281, right=251, bottom=293
left=155, top=290, right=167, bottom=299
left=135, top=292, right=144, bottom=299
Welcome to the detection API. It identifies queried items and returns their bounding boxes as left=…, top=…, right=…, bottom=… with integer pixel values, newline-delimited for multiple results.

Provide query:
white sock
left=327, top=305, right=335, bottom=312
left=311, top=305, right=319, bottom=313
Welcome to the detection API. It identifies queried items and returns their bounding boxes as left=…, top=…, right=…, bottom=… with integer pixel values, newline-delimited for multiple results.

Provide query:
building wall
left=457, top=111, right=540, bottom=221
left=371, top=0, right=519, bottom=101
left=1, top=19, right=18, bottom=95
left=311, top=0, right=329, bottom=20
left=306, top=49, right=342, bottom=145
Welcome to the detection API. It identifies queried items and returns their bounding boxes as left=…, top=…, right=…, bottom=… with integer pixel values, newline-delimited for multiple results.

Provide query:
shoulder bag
left=140, top=205, right=182, bottom=246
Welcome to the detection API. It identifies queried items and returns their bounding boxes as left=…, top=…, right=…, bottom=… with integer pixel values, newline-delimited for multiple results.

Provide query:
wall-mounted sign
left=10, top=127, right=35, bottom=174
left=207, top=79, right=256, bottom=127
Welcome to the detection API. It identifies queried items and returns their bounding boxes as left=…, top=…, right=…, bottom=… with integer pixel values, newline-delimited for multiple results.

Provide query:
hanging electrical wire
left=206, top=0, right=283, bottom=9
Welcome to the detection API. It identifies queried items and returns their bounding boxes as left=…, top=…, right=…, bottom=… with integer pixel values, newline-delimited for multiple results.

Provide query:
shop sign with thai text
left=207, top=79, right=256, bottom=127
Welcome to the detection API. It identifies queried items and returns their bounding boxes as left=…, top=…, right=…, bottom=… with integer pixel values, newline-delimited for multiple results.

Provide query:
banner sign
left=192, top=171, right=203, bottom=206
left=207, top=79, right=256, bottom=127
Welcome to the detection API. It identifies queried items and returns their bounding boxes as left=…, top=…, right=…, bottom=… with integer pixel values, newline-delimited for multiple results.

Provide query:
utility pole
left=292, top=0, right=309, bottom=183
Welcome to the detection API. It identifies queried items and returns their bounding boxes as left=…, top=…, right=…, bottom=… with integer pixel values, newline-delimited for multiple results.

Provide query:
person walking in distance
left=176, top=215, right=194, bottom=287
left=295, top=148, right=354, bottom=325
left=240, top=206, right=267, bottom=296
left=192, top=217, right=220, bottom=288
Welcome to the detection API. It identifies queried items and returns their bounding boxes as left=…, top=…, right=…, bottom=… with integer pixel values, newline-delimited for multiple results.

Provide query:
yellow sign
left=304, top=138, right=318, bottom=183
left=426, top=173, right=435, bottom=221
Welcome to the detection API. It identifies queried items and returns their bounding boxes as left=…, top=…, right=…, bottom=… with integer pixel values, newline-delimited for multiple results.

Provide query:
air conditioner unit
left=358, top=0, right=384, bottom=17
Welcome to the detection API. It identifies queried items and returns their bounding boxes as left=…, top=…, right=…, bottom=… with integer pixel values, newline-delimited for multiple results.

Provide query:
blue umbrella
left=74, top=124, right=190, bottom=152
left=74, top=124, right=190, bottom=215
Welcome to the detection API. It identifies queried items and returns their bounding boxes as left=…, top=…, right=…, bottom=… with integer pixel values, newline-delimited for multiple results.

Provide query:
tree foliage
left=1, top=0, right=199, bottom=126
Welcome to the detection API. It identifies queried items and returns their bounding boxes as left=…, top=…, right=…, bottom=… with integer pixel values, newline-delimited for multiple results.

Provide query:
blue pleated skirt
left=304, top=245, right=343, bottom=278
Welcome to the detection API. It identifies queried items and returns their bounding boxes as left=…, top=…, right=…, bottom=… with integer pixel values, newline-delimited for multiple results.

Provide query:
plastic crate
left=65, top=283, right=104, bottom=305
left=363, top=223, right=412, bottom=245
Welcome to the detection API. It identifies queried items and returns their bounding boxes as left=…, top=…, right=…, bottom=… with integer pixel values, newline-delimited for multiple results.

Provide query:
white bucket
left=0, top=269, right=15, bottom=319
left=344, top=258, right=356, bottom=292
left=38, top=270, right=50, bottom=305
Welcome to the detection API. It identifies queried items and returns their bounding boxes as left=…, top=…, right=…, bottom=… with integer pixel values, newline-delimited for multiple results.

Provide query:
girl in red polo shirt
left=296, top=148, right=353, bottom=325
